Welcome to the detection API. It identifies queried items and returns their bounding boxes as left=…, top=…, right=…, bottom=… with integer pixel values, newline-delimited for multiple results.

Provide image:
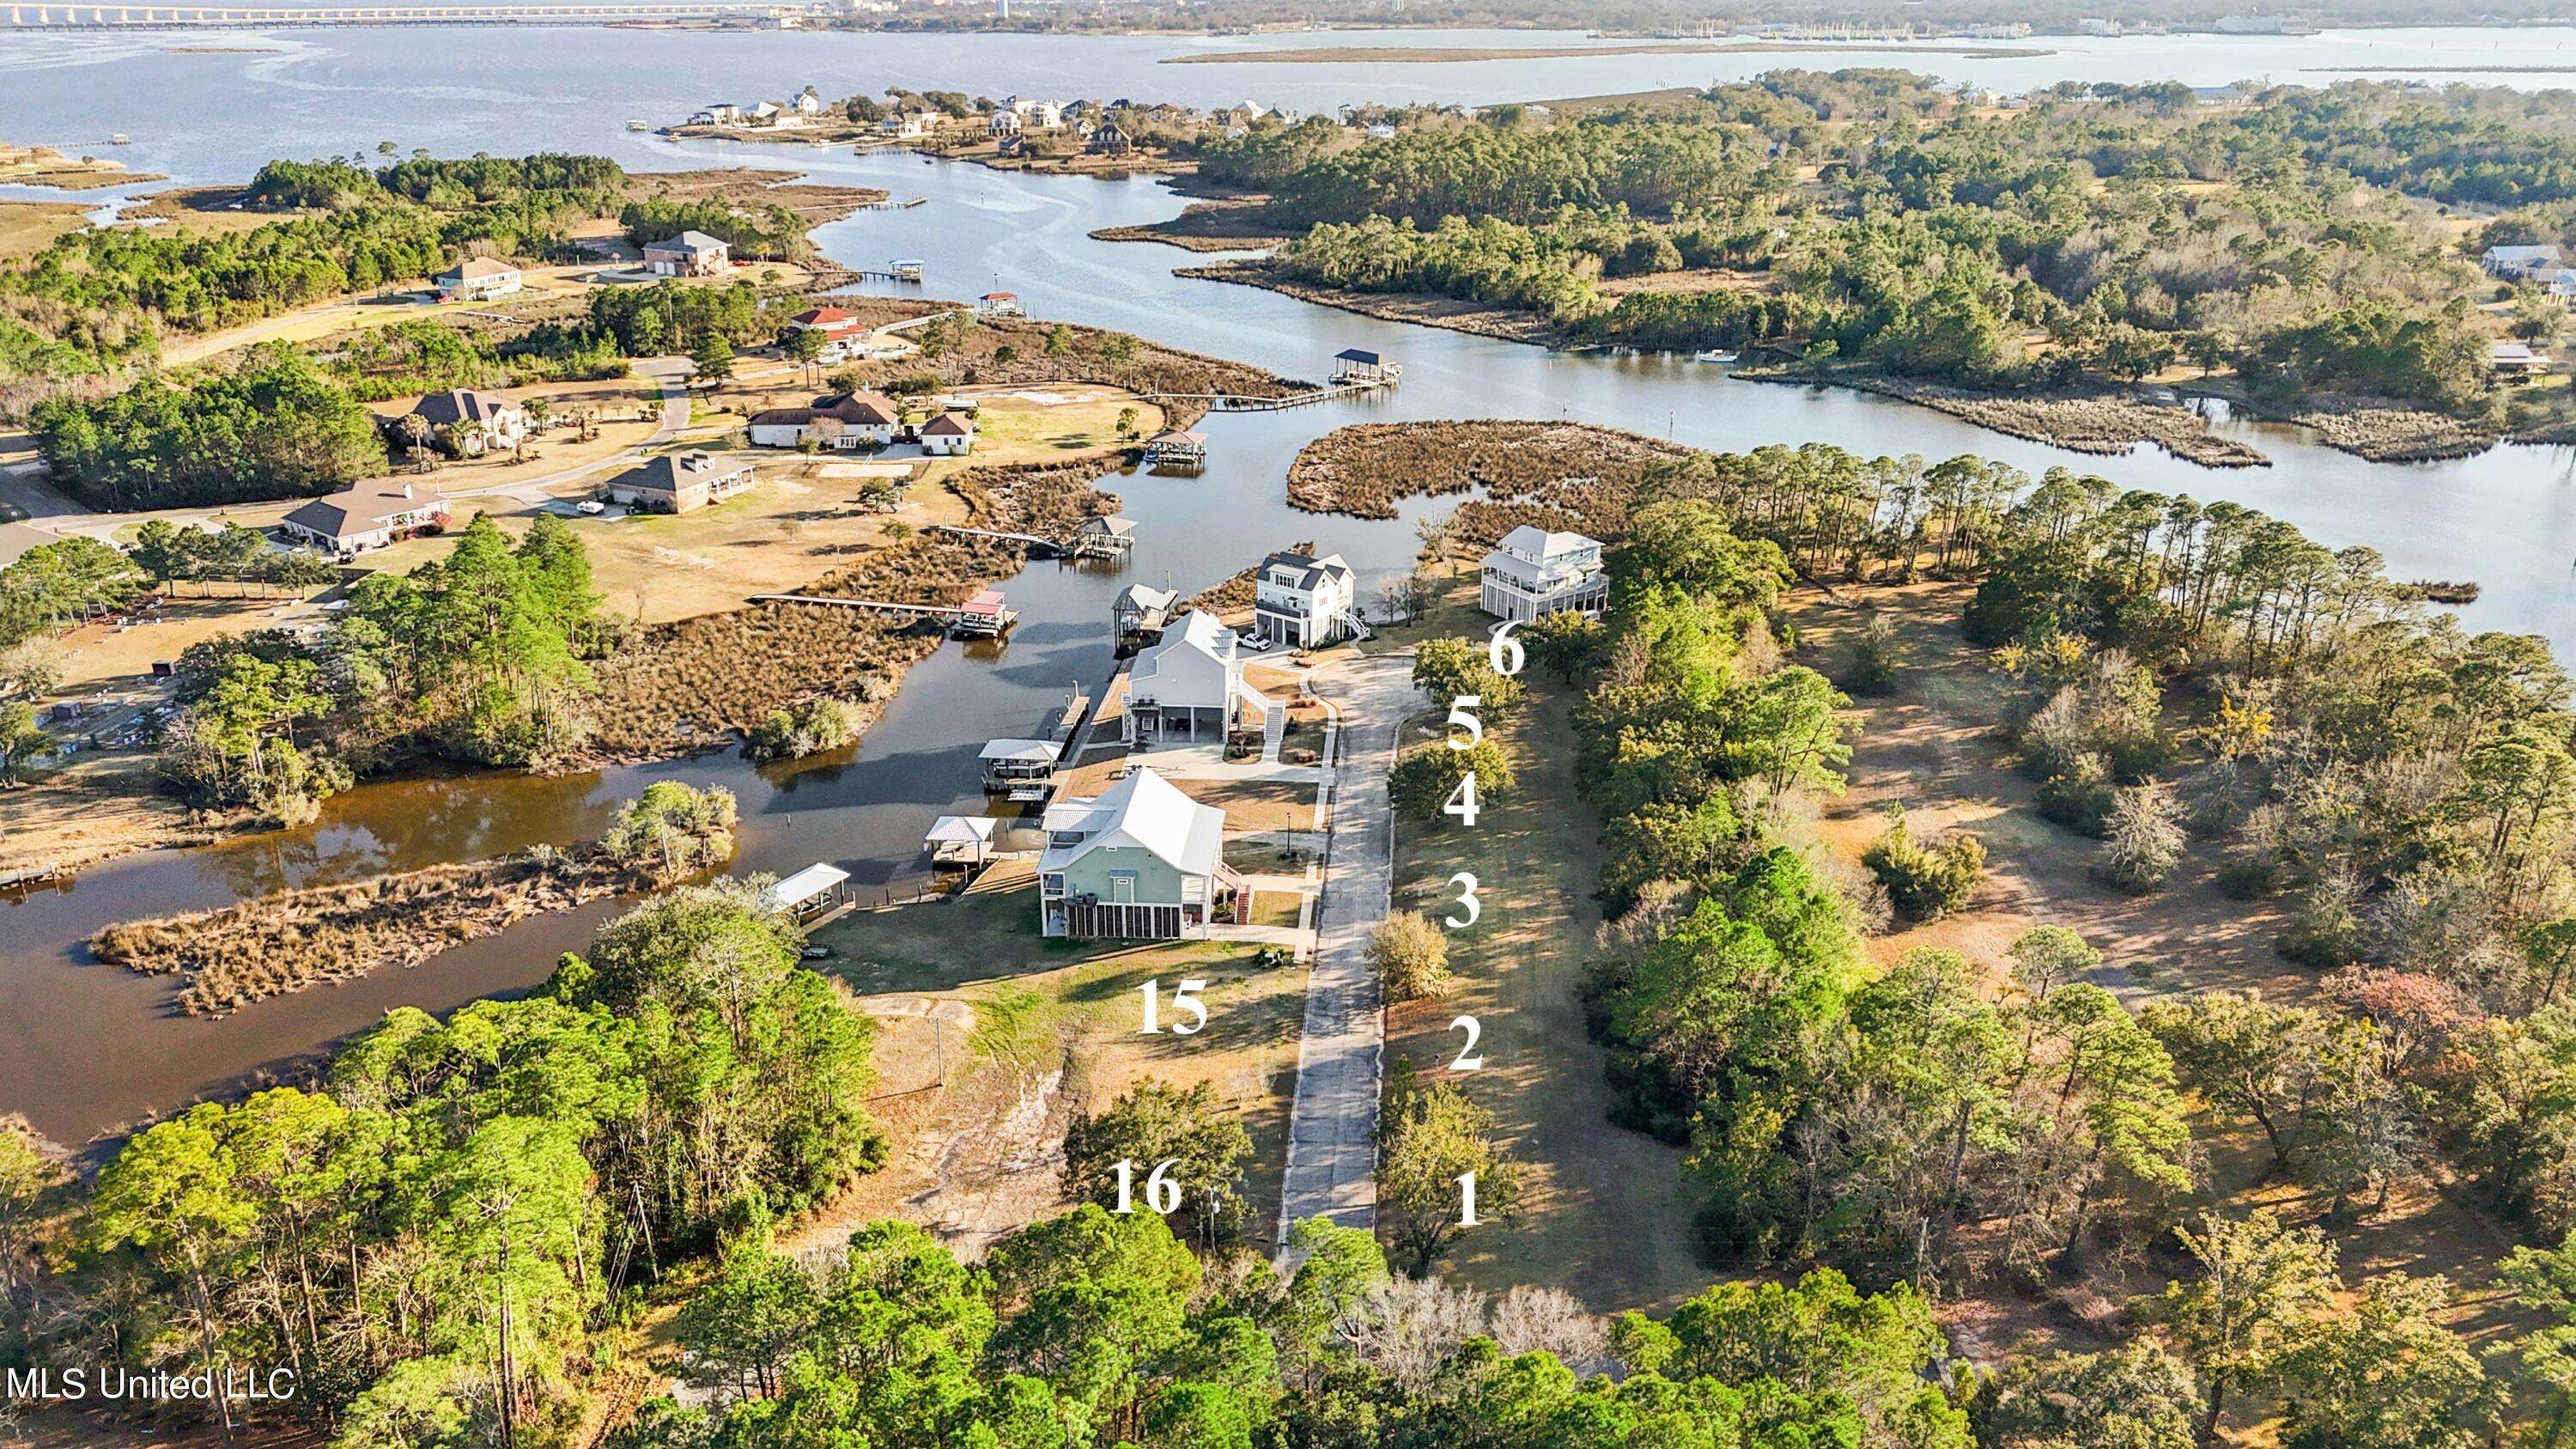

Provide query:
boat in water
left=1693, top=349, right=1738, bottom=364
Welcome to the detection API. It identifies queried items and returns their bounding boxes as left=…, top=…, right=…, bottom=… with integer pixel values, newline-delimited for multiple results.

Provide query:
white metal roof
left=763, top=862, right=850, bottom=910
left=1037, top=768, right=1224, bottom=879
left=924, top=815, right=999, bottom=844
left=1495, top=525, right=1602, bottom=561
left=980, top=738, right=1063, bottom=764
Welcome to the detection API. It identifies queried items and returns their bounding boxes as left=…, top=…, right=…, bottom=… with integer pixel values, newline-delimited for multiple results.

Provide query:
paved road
left=1276, top=648, right=1416, bottom=1263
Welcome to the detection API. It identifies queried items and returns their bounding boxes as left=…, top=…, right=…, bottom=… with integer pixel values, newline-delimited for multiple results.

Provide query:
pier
left=1145, top=379, right=1390, bottom=412
left=928, top=516, right=1137, bottom=559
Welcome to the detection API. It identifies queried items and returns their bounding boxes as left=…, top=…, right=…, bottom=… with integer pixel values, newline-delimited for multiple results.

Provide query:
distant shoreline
left=1165, top=39, right=2052, bottom=64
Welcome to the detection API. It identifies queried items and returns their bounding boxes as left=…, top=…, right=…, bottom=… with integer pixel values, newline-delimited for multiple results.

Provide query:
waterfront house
left=919, top=411, right=977, bottom=455
left=1114, top=582, right=1180, bottom=642
left=1038, top=766, right=1249, bottom=939
left=281, top=480, right=450, bottom=555
left=2483, top=243, right=2564, bottom=280
left=435, top=256, right=522, bottom=301
left=1088, top=122, right=1133, bottom=156
left=750, top=100, right=796, bottom=127
left=1479, top=525, right=1609, bottom=624
left=975, top=291, right=1024, bottom=318
left=1024, top=100, right=1065, bottom=129
left=998, top=134, right=1028, bottom=159
left=794, top=86, right=824, bottom=115
left=1125, top=608, right=1278, bottom=745
left=786, top=306, right=865, bottom=339
left=1253, top=549, right=1358, bottom=648
left=880, top=112, right=928, bottom=139
left=643, top=231, right=731, bottom=277
left=398, top=389, right=526, bottom=457
left=605, top=450, right=752, bottom=514
left=988, top=108, right=1022, bottom=137
left=694, top=101, right=743, bottom=125
left=747, top=392, right=902, bottom=448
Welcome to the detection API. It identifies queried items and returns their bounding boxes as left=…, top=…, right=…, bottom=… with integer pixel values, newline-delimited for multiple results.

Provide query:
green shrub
left=1862, top=807, right=1985, bottom=921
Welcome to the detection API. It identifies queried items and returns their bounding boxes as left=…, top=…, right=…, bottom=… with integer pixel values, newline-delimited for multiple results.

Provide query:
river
left=8, top=29, right=2576, bottom=1146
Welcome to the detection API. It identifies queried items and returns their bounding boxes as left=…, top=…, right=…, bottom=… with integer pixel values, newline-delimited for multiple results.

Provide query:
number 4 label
left=1443, top=770, right=1479, bottom=828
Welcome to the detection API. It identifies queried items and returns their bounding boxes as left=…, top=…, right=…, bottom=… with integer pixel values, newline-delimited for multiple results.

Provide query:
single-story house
left=282, top=480, right=452, bottom=554
left=606, top=450, right=753, bottom=513
left=748, top=392, right=904, bottom=449
left=395, top=389, right=526, bottom=457
left=2494, top=342, right=2554, bottom=377
left=919, top=411, right=976, bottom=455
left=1038, top=766, right=1249, bottom=939
left=2484, top=243, right=2564, bottom=280
left=436, top=256, right=522, bottom=301
left=1479, top=525, right=1608, bottom=624
left=787, top=306, right=865, bottom=338
left=1125, top=608, right=1278, bottom=746
left=1252, top=548, right=1358, bottom=648
left=643, top=230, right=730, bottom=277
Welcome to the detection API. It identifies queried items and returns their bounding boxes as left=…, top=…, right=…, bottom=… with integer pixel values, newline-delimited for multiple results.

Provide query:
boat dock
left=750, top=589, right=1018, bottom=638
left=1146, top=378, right=1391, bottom=412
left=928, top=515, right=1136, bottom=559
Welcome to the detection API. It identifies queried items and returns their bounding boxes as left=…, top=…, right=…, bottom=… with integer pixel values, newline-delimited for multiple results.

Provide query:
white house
left=976, top=291, right=1024, bottom=318
left=692, top=101, right=743, bottom=125
left=1037, top=766, right=1248, bottom=939
left=2483, top=243, right=2564, bottom=279
left=880, top=112, right=929, bottom=139
left=794, top=87, right=824, bottom=116
left=1251, top=548, right=1357, bottom=648
left=1013, top=98, right=1063, bottom=129
left=747, top=391, right=902, bottom=448
left=919, top=411, right=976, bottom=455
left=281, top=480, right=451, bottom=555
left=1124, top=609, right=1277, bottom=746
left=1479, top=525, right=1608, bottom=624
left=435, top=256, right=521, bottom=301
left=988, top=108, right=1022, bottom=137
left=786, top=306, right=865, bottom=339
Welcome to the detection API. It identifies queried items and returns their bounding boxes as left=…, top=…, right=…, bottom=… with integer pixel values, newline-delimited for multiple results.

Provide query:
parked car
left=576, top=499, right=606, bottom=515
left=1236, top=631, right=1273, bottom=652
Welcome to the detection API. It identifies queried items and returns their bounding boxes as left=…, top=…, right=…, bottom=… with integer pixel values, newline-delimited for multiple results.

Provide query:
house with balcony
left=1251, top=549, right=1357, bottom=648
left=1478, top=525, right=1608, bottom=624
left=1123, top=608, right=1278, bottom=746
left=1037, top=766, right=1248, bottom=939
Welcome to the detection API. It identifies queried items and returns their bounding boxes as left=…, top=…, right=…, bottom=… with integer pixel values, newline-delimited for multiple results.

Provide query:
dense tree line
left=1251, top=70, right=2532, bottom=414
left=30, top=344, right=388, bottom=510
left=162, top=513, right=606, bottom=822
left=4, top=886, right=880, bottom=1444
left=618, top=198, right=810, bottom=263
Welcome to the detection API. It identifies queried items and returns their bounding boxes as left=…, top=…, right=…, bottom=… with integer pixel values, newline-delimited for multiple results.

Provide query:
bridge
left=3, top=1, right=817, bottom=26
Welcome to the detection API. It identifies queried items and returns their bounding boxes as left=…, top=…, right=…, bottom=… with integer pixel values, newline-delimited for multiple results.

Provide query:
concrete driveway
left=1275, top=648, right=1418, bottom=1263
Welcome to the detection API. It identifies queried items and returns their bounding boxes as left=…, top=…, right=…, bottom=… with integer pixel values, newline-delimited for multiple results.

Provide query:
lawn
left=1384, top=685, right=1710, bottom=1313
left=810, top=884, right=1312, bottom=1242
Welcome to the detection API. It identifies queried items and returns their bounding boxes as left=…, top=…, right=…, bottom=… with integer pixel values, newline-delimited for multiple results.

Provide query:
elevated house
left=1252, top=549, right=1358, bottom=648
left=692, top=102, right=744, bottom=125
left=1038, top=766, right=1249, bottom=939
left=643, top=231, right=731, bottom=277
left=281, top=480, right=451, bottom=556
left=1124, top=608, right=1279, bottom=745
left=1088, top=122, right=1133, bottom=156
left=988, top=108, right=1022, bottom=137
left=435, top=256, right=522, bottom=301
left=605, top=450, right=752, bottom=514
left=2494, top=341, right=2555, bottom=378
left=1479, top=525, right=1608, bottom=624
left=918, top=411, right=977, bottom=455
left=396, top=389, right=526, bottom=457
left=975, top=290, right=1024, bottom=318
left=747, top=392, right=902, bottom=449
left=880, top=112, right=930, bottom=139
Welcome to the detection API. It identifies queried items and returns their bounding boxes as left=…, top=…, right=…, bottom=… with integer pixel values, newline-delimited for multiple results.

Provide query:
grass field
left=1383, top=685, right=1710, bottom=1313
left=810, top=885, right=1311, bottom=1243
